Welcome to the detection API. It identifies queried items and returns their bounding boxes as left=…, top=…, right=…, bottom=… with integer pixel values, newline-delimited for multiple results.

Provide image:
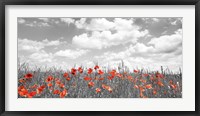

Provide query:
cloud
left=72, top=18, right=148, bottom=49
left=25, top=20, right=50, bottom=27
left=18, top=38, right=62, bottom=52
left=54, top=49, right=89, bottom=59
left=148, top=29, right=182, bottom=53
left=29, top=50, right=53, bottom=63
left=38, top=18, right=49, bottom=22
left=75, top=18, right=115, bottom=31
left=60, top=18, right=75, bottom=25
left=18, top=18, right=26, bottom=24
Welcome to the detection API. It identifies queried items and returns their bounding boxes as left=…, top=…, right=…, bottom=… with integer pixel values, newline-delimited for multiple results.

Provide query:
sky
left=18, top=17, right=182, bottom=72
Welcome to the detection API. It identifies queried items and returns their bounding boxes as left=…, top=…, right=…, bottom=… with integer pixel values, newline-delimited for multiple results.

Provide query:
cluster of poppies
left=18, top=65, right=181, bottom=98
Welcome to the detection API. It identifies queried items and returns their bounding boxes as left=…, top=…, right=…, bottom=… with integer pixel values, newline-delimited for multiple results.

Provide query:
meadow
left=18, top=62, right=182, bottom=98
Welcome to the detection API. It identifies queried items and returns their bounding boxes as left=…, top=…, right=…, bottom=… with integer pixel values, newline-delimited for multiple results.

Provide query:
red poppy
left=156, top=73, right=164, bottom=78
left=157, top=81, right=164, bottom=87
left=95, top=88, right=101, bottom=93
left=18, top=86, right=28, bottom=97
left=134, top=85, right=139, bottom=89
left=47, top=83, right=53, bottom=87
left=56, top=80, right=61, bottom=85
left=88, top=81, right=95, bottom=88
left=71, top=68, right=77, bottom=75
left=63, top=72, right=68, bottom=78
left=170, top=84, right=177, bottom=89
left=66, top=77, right=70, bottom=81
left=53, top=90, right=60, bottom=94
left=134, top=69, right=139, bottom=73
left=24, top=73, right=33, bottom=79
left=145, top=84, right=152, bottom=89
left=27, top=91, right=37, bottom=98
left=19, top=78, right=26, bottom=83
left=98, top=77, right=104, bottom=81
left=116, top=73, right=122, bottom=78
left=109, top=70, right=116, bottom=77
left=143, top=74, right=149, bottom=77
left=107, top=76, right=114, bottom=80
left=36, top=85, right=45, bottom=94
left=94, top=65, right=99, bottom=70
left=127, top=75, right=133, bottom=81
left=107, top=86, right=112, bottom=93
left=84, top=76, right=92, bottom=81
left=45, top=76, right=54, bottom=83
left=88, top=68, right=93, bottom=74
left=59, top=83, right=65, bottom=88
left=153, top=89, right=157, bottom=95
left=78, top=67, right=83, bottom=73
left=98, top=70, right=104, bottom=75
left=30, top=84, right=38, bottom=89
left=60, top=89, right=67, bottom=98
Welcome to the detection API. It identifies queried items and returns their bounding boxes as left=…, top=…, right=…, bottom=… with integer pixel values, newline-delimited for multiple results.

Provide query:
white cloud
left=60, top=18, right=75, bottom=25
left=18, top=18, right=25, bottom=24
left=18, top=38, right=62, bottom=52
left=38, top=18, right=49, bottom=22
left=72, top=18, right=148, bottom=49
left=148, top=29, right=182, bottom=53
left=54, top=49, right=89, bottom=59
left=25, top=21, right=50, bottom=27
left=29, top=50, right=53, bottom=63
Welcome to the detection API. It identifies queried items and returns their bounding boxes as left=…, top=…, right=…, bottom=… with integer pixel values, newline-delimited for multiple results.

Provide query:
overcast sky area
left=18, top=17, right=182, bottom=72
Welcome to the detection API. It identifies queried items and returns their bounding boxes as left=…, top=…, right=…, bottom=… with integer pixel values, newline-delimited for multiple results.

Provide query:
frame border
left=0, top=0, right=199, bottom=116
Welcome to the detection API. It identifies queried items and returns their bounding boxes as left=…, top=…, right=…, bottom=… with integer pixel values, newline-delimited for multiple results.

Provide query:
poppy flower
left=78, top=67, right=83, bottom=73
left=170, top=84, right=177, bottom=89
left=60, top=89, right=67, bottom=98
left=98, top=70, right=104, bottom=75
left=45, top=76, right=54, bottom=83
left=59, top=83, right=65, bottom=88
left=143, top=74, right=149, bottom=77
left=27, top=91, right=37, bottom=98
left=19, top=78, right=26, bottom=83
left=140, top=79, right=146, bottom=83
left=24, top=73, right=33, bottom=79
left=153, top=89, right=157, bottom=95
left=84, top=76, right=92, bottom=81
left=30, top=84, right=38, bottom=89
left=134, top=69, right=139, bottom=73
left=102, top=84, right=107, bottom=89
left=36, top=85, right=45, bottom=94
left=107, top=76, right=114, bottom=80
left=107, top=86, right=112, bottom=93
left=109, top=70, right=116, bottom=77
left=134, top=85, right=139, bottom=89
left=66, top=77, right=70, bottom=81
left=88, top=68, right=93, bottom=74
left=116, top=73, right=122, bottom=78
left=18, top=86, right=28, bottom=97
left=145, top=84, right=152, bottom=89
left=88, top=81, right=95, bottom=88
left=157, top=81, right=164, bottom=87
left=53, top=90, right=60, bottom=94
left=56, top=80, right=61, bottom=85
left=127, top=75, right=133, bottom=81
left=47, top=83, right=53, bottom=87
left=94, top=65, right=99, bottom=70
left=95, top=88, right=101, bottom=93
left=98, top=77, right=104, bottom=81
left=71, top=68, right=77, bottom=75
left=63, top=72, right=68, bottom=78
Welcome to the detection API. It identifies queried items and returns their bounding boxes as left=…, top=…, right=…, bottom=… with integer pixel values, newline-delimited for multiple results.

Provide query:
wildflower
left=134, top=85, right=139, bottom=89
left=84, top=76, right=92, bottom=81
left=53, top=90, right=60, bottom=94
left=18, top=86, right=28, bottom=97
left=157, top=81, right=164, bottom=87
left=95, top=88, right=101, bottom=93
left=63, top=72, right=68, bottom=78
left=145, top=84, right=152, bottom=89
left=47, top=83, right=53, bottom=87
left=71, top=68, right=77, bottom=75
left=134, top=69, right=139, bottom=73
left=88, top=81, right=95, bottom=88
left=88, top=68, right=93, bottom=74
left=98, top=70, right=104, bottom=75
left=45, top=76, right=54, bottom=83
left=78, top=67, right=83, bottom=73
left=27, top=91, right=37, bottom=98
left=94, top=65, right=99, bottom=70
left=24, top=73, right=33, bottom=79
left=60, top=89, right=67, bottom=98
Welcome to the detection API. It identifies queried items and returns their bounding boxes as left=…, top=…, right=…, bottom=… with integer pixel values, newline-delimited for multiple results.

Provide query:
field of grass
left=18, top=62, right=182, bottom=98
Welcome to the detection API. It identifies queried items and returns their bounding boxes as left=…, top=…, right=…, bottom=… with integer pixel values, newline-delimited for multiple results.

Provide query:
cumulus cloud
left=148, top=29, right=182, bottom=53
left=18, top=38, right=62, bottom=52
left=29, top=50, right=53, bottom=63
left=54, top=49, right=89, bottom=59
left=60, top=18, right=75, bottom=25
left=38, top=18, right=49, bottom=22
left=72, top=18, right=148, bottom=49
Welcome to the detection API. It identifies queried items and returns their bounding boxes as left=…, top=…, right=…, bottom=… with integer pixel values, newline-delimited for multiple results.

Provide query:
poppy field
left=18, top=63, right=182, bottom=98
